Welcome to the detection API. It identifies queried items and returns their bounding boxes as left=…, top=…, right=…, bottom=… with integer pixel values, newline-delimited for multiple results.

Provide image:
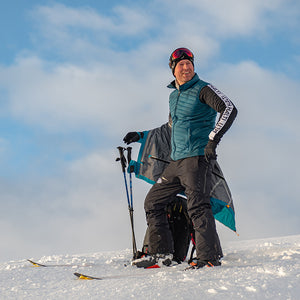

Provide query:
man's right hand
left=123, top=132, right=141, bottom=144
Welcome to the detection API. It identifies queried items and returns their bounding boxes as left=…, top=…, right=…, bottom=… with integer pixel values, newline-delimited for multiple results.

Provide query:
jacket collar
left=168, top=73, right=200, bottom=91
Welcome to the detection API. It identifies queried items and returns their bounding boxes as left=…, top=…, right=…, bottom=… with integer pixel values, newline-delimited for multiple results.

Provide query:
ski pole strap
left=117, top=146, right=127, bottom=173
left=127, top=147, right=134, bottom=173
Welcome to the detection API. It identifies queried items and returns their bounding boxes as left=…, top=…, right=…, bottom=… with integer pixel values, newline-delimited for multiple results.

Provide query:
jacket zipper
left=172, top=89, right=181, bottom=158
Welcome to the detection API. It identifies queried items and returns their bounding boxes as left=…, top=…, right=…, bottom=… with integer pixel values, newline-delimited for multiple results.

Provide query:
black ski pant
left=144, top=156, right=223, bottom=261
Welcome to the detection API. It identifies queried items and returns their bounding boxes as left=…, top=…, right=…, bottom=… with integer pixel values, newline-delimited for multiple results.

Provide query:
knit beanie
left=169, top=47, right=194, bottom=75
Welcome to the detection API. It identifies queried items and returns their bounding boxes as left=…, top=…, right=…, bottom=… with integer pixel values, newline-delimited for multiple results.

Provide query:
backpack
left=139, top=195, right=195, bottom=263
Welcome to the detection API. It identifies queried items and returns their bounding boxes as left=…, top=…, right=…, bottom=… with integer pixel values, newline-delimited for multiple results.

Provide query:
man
left=124, top=47, right=237, bottom=269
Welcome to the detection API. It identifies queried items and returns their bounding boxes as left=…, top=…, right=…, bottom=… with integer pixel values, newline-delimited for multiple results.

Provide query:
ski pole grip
left=127, top=147, right=132, bottom=163
left=117, top=146, right=127, bottom=173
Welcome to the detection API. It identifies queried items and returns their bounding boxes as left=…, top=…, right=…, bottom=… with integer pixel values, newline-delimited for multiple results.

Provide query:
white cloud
left=30, top=2, right=153, bottom=57
left=0, top=55, right=170, bottom=134
left=0, top=150, right=148, bottom=261
left=206, top=60, right=300, bottom=239
left=208, top=60, right=299, bottom=136
left=32, top=3, right=152, bottom=35
left=171, top=0, right=293, bottom=37
left=112, top=6, right=153, bottom=35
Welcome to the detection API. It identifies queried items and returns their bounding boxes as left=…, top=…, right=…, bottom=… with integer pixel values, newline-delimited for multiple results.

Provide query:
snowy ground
left=1, top=234, right=299, bottom=299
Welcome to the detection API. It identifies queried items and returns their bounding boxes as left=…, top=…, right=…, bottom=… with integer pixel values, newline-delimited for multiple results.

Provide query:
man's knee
left=144, top=189, right=157, bottom=212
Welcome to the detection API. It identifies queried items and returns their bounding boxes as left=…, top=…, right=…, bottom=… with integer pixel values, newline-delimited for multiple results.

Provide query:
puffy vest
left=168, top=74, right=217, bottom=161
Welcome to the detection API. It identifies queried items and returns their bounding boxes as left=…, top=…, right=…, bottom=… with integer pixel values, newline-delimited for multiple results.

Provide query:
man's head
left=169, top=47, right=195, bottom=85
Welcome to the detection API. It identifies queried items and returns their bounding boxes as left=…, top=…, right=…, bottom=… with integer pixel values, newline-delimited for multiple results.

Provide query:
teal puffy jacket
left=168, top=74, right=217, bottom=161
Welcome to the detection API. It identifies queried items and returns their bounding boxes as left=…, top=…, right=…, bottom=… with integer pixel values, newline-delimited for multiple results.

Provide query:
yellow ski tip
left=27, top=259, right=47, bottom=267
left=74, top=272, right=102, bottom=280
left=79, top=274, right=93, bottom=280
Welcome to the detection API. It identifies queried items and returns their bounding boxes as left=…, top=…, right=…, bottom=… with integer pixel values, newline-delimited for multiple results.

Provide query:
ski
left=27, top=259, right=93, bottom=268
left=73, top=264, right=191, bottom=281
left=72, top=262, right=237, bottom=280
left=27, top=260, right=48, bottom=267
left=73, top=270, right=165, bottom=281
left=74, top=272, right=103, bottom=280
left=73, top=272, right=141, bottom=280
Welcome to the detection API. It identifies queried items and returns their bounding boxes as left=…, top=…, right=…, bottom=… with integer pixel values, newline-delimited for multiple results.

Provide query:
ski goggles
left=170, top=48, right=194, bottom=62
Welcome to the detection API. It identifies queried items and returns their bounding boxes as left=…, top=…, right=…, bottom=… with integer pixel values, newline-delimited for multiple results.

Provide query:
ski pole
left=116, top=146, right=137, bottom=259
left=126, top=147, right=138, bottom=258
left=127, top=147, right=133, bottom=208
left=116, top=147, right=130, bottom=208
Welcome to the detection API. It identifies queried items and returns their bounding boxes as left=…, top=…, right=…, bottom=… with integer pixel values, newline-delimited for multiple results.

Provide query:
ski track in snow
left=0, top=235, right=299, bottom=299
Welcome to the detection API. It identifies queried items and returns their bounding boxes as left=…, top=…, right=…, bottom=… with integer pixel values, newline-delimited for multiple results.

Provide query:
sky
left=0, top=0, right=299, bottom=263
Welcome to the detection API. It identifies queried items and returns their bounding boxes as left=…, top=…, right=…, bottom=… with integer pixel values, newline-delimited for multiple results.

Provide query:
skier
left=124, top=47, right=237, bottom=268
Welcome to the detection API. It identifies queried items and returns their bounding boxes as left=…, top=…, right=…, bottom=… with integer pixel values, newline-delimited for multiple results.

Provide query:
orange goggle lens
left=171, top=48, right=194, bottom=60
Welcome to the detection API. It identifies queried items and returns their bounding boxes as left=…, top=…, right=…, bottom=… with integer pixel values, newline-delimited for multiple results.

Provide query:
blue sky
left=0, top=0, right=299, bottom=262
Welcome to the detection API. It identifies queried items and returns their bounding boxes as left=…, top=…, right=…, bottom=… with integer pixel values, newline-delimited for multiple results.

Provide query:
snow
left=1, top=234, right=299, bottom=299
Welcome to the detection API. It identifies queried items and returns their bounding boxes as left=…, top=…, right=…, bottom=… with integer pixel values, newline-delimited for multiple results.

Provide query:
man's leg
left=179, top=157, right=222, bottom=262
left=144, top=161, right=183, bottom=255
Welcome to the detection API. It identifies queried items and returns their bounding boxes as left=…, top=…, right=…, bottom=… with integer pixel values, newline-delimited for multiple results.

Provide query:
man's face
left=174, top=59, right=195, bottom=85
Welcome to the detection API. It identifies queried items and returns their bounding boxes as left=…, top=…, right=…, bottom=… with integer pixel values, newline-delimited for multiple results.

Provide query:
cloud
left=0, top=55, right=170, bottom=135
left=0, top=1, right=226, bottom=135
left=0, top=149, right=149, bottom=261
left=171, top=0, right=299, bottom=37
left=32, top=3, right=152, bottom=35
left=206, top=60, right=300, bottom=239
left=28, top=3, right=154, bottom=62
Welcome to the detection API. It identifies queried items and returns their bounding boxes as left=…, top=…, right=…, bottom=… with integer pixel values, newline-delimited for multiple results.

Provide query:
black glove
left=204, top=140, right=218, bottom=162
left=123, top=132, right=141, bottom=145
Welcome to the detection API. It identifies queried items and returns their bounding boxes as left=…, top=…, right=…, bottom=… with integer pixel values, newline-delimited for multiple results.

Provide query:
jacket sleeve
left=199, top=84, right=238, bottom=143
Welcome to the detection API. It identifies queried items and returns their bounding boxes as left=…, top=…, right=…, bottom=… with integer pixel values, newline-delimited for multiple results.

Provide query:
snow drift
left=1, top=234, right=299, bottom=299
